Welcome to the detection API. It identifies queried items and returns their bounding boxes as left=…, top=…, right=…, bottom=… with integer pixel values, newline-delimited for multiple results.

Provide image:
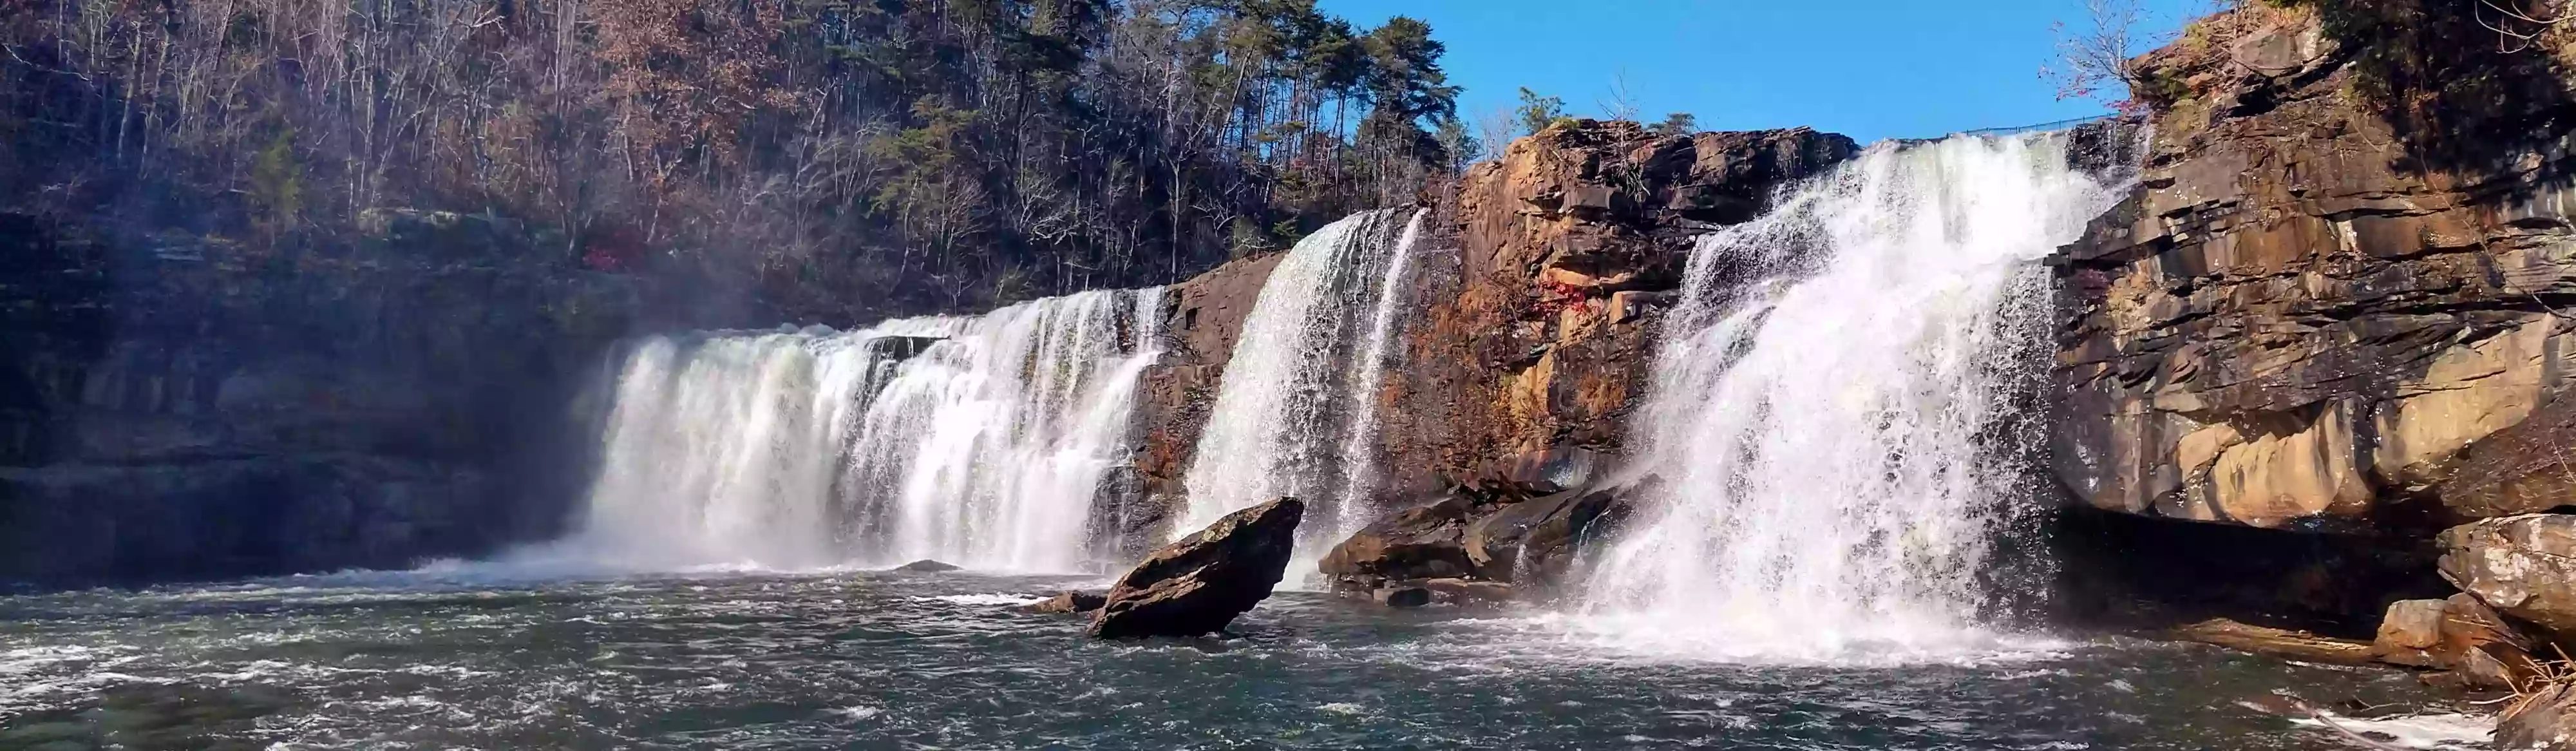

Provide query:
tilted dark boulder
left=1088, top=497, right=1302, bottom=639
left=894, top=559, right=961, bottom=573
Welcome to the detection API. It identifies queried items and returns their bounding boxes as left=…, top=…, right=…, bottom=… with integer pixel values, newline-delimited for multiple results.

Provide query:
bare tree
left=2479, top=0, right=2571, bottom=53
left=2042, top=0, right=2156, bottom=106
left=1475, top=104, right=1519, bottom=164
left=1597, top=70, right=1641, bottom=122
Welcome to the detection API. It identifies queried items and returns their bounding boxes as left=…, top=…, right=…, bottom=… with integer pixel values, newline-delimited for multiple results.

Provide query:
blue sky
left=1320, top=0, right=2211, bottom=145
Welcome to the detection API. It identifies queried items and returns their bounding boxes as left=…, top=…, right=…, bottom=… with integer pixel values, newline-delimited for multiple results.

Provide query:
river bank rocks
left=2440, top=515, right=2576, bottom=634
left=1089, top=497, right=1303, bottom=639
left=1019, top=591, right=1107, bottom=615
left=1318, top=451, right=1643, bottom=604
left=2503, top=680, right=2576, bottom=750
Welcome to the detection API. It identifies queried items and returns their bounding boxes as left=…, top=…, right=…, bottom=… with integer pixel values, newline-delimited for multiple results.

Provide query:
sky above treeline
left=1320, top=0, right=2216, bottom=146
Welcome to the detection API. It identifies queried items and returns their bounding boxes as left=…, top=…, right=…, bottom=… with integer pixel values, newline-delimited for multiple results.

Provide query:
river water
left=0, top=567, right=2489, bottom=750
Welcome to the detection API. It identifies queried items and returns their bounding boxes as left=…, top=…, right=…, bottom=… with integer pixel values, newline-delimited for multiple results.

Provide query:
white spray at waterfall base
left=1566, top=132, right=2130, bottom=662
left=535, top=287, right=1164, bottom=573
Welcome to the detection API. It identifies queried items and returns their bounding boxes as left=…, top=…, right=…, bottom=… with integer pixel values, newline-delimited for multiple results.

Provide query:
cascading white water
left=1175, top=209, right=1426, bottom=559
left=547, top=287, right=1164, bottom=572
left=1328, top=214, right=1426, bottom=540
left=1573, top=132, right=2128, bottom=661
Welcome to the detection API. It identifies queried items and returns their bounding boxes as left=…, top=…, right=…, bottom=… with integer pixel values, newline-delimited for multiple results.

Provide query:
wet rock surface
left=1090, top=497, right=1303, bottom=639
left=1320, top=473, right=1638, bottom=604
left=1374, top=124, right=1857, bottom=498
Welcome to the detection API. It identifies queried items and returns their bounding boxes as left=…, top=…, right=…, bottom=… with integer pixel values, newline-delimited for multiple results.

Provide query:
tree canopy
left=0, top=0, right=1465, bottom=321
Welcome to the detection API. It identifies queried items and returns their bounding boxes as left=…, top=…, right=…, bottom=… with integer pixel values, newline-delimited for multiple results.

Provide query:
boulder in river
left=1088, top=497, right=1303, bottom=639
left=894, top=559, right=962, bottom=573
left=2439, top=515, right=2576, bottom=633
left=1373, top=585, right=1432, bottom=609
left=1318, top=493, right=1476, bottom=591
left=2371, top=594, right=2536, bottom=690
left=1464, top=486, right=1631, bottom=583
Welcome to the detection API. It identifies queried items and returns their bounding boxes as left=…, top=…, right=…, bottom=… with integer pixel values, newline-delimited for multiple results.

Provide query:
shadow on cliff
left=2309, top=0, right=2576, bottom=185
left=2043, top=504, right=2454, bottom=638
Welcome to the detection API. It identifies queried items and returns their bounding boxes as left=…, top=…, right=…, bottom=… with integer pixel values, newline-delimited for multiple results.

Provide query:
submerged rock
left=2439, top=515, right=2576, bottom=633
left=1019, top=591, right=1106, bottom=615
left=1088, top=497, right=1303, bottom=639
left=1417, top=577, right=1517, bottom=604
left=894, top=560, right=962, bottom=573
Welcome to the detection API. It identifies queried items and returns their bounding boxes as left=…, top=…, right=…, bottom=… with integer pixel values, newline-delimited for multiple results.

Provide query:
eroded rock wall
left=0, top=211, right=638, bottom=585
left=2051, top=8, right=2576, bottom=531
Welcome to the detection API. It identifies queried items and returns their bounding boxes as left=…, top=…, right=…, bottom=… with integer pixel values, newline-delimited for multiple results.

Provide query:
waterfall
left=1175, top=208, right=1427, bottom=560
left=1573, top=132, right=2128, bottom=660
left=1329, top=214, right=1426, bottom=540
left=549, top=287, right=1164, bottom=572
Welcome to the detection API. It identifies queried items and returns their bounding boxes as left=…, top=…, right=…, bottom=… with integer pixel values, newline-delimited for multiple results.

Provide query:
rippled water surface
left=0, top=569, right=2488, bottom=750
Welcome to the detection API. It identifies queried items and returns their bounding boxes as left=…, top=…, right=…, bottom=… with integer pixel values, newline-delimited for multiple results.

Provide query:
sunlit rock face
left=2050, top=8, right=2576, bottom=531
left=1373, top=122, right=1859, bottom=496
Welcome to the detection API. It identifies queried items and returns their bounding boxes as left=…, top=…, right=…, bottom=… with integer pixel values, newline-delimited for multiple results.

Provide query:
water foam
left=547, top=287, right=1164, bottom=573
left=1571, top=131, right=2129, bottom=662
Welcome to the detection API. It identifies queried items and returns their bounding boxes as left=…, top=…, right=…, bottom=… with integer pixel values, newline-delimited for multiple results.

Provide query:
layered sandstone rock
left=2051, top=7, right=2576, bottom=529
left=2371, top=594, right=2537, bottom=690
left=1109, top=252, right=1289, bottom=556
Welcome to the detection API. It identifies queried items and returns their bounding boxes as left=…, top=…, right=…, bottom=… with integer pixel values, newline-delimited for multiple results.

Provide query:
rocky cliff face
left=1376, top=122, right=1857, bottom=493
left=1118, top=121, right=1857, bottom=587
left=1116, top=252, right=1289, bottom=556
left=2051, top=7, right=2576, bottom=533
left=0, top=211, right=637, bottom=585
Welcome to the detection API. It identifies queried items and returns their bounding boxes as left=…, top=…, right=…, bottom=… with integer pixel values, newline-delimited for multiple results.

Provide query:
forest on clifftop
left=0, top=0, right=1467, bottom=323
